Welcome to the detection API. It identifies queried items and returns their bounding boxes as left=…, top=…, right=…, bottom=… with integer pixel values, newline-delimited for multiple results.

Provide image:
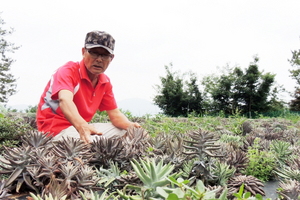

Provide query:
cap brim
left=85, top=44, right=114, bottom=54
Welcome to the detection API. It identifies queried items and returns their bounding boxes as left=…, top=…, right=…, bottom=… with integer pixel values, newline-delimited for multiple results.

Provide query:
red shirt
left=36, top=60, right=117, bottom=136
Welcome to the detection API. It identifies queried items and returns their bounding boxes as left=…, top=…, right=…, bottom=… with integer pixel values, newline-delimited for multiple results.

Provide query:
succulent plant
left=22, top=130, right=53, bottom=149
left=206, top=185, right=225, bottom=199
left=52, top=137, right=93, bottom=164
left=157, top=178, right=226, bottom=200
left=211, top=160, right=236, bottom=186
left=127, top=158, right=176, bottom=198
left=277, top=179, right=300, bottom=200
left=148, top=132, right=168, bottom=154
left=0, top=179, right=11, bottom=199
left=57, top=162, right=79, bottom=190
left=219, top=134, right=243, bottom=149
left=241, top=135, right=256, bottom=151
left=0, top=145, right=33, bottom=189
left=151, top=133, right=186, bottom=171
left=189, top=160, right=216, bottom=185
left=76, top=165, right=99, bottom=192
left=26, top=165, right=44, bottom=190
left=36, top=154, right=60, bottom=177
left=95, top=161, right=121, bottom=190
left=275, top=166, right=300, bottom=181
left=42, top=174, right=70, bottom=200
left=148, top=132, right=185, bottom=158
left=270, top=140, right=293, bottom=166
left=30, top=192, right=67, bottom=200
left=158, top=151, right=185, bottom=172
left=242, top=120, right=253, bottom=135
left=286, top=156, right=300, bottom=170
left=282, top=128, right=300, bottom=145
left=121, top=127, right=150, bottom=159
left=80, top=189, right=117, bottom=200
left=115, top=171, right=141, bottom=189
left=227, top=175, right=265, bottom=197
left=225, top=148, right=248, bottom=174
left=183, top=129, right=223, bottom=160
left=90, top=136, right=123, bottom=168
left=165, top=133, right=185, bottom=154
left=0, top=131, right=106, bottom=198
left=180, top=159, right=196, bottom=179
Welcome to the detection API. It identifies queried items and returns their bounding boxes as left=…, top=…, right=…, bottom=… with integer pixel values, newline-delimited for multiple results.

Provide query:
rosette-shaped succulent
left=90, top=136, right=123, bottom=168
left=52, top=137, right=92, bottom=164
left=228, top=175, right=265, bottom=197
left=278, top=180, right=300, bottom=200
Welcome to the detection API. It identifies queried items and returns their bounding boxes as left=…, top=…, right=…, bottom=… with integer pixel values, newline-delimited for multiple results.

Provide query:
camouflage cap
left=84, top=31, right=115, bottom=54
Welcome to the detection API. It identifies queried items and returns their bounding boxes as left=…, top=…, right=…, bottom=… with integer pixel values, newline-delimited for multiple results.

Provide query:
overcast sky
left=1, top=0, right=300, bottom=109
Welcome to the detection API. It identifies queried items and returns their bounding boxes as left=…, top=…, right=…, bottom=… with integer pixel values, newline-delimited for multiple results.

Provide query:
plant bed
left=0, top=112, right=300, bottom=199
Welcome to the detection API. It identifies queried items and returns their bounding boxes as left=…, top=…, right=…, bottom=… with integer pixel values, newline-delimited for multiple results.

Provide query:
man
left=36, top=30, right=140, bottom=144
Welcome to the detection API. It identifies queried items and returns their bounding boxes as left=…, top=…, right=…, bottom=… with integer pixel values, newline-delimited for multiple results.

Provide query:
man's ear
left=110, top=54, right=115, bottom=61
left=82, top=47, right=86, bottom=56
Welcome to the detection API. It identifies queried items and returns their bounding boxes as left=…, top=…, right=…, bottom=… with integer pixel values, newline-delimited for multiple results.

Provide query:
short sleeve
left=50, top=62, right=78, bottom=100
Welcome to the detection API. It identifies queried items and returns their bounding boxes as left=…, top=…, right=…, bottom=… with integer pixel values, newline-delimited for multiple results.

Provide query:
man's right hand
left=59, top=90, right=101, bottom=144
left=77, top=124, right=100, bottom=144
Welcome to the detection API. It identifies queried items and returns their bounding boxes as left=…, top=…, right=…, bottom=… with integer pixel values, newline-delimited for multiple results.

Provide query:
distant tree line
left=289, top=47, right=300, bottom=111
left=0, top=14, right=18, bottom=103
left=154, top=53, right=299, bottom=117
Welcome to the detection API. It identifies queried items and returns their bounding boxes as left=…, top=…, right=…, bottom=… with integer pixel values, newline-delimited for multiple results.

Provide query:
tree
left=202, top=56, right=283, bottom=117
left=290, top=88, right=300, bottom=111
left=288, top=44, right=300, bottom=111
left=289, top=48, right=300, bottom=85
left=182, top=72, right=203, bottom=115
left=0, top=14, right=18, bottom=103
left=153, top=64, right=203, bottom=117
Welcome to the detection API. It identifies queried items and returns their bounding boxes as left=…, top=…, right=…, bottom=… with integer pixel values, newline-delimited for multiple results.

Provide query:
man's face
left=82, top=47, right=114, bottom=77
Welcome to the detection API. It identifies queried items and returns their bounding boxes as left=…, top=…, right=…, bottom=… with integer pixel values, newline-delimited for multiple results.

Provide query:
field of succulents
left=0, top=111, right=300, bottom=199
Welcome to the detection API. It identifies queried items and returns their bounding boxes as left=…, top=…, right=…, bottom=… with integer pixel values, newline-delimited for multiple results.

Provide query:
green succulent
left=212, top=160, right=236, bottom=186
left=275, top=166, right=300, bottom=181
left=30, top=192, right=67, bottom=200
left=96, top=161, right=121, bottom=189
left=120, top=158, right=177, bottom=198
left=156, top=178, right=227, bottom=200
left=270, top=140, right=293, bottom=166
left=131, top=158, right=175, bottom=188
left=80, top=189, right=117, bottom=200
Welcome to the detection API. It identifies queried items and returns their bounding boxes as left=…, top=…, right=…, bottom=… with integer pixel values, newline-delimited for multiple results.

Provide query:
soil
left=263, top=180, right=279, bottom=200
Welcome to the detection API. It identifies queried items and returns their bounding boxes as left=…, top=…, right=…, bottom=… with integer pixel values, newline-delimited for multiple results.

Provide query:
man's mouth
left=93, top=65, right=103, bottom=69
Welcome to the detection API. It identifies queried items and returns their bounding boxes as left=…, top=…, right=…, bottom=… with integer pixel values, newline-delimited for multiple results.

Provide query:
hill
left=117, top=98, right=161, bottom=116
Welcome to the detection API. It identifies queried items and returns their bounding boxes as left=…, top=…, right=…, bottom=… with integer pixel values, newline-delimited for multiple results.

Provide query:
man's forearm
left=110, top=113, right=132, bottom=129
left=107, top=109, right=140, bottom=130
left=59, top=96, right=87, bottom=130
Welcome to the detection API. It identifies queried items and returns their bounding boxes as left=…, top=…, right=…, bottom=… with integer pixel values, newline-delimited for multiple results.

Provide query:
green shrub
left=0, top=115, right=33, bottom=150
left=244, top=138, right=276, bottom=182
